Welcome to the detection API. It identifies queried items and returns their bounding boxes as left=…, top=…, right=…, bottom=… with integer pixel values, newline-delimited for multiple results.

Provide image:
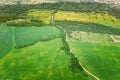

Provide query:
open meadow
left=0, top=26, right=93, bottom=80
left=0, top=27, right=13, bottom=59
left=69, top=39, right=120, bottom=80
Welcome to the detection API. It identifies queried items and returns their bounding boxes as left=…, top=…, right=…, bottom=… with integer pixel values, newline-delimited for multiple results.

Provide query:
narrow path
left=50, top=2, right=65, bottom=25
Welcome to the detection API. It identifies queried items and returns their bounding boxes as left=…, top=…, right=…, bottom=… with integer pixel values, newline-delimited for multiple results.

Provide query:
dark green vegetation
left=0, top=2, right=120, bottom=24
left=0, top=27, right=13, bottom=59
left=0, top=2, right=63, bottom=23
left=59, top=2, right=120, bottom=19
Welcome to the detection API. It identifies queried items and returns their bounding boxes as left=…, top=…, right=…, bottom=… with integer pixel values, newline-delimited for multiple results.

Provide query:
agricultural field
left=14, top=26, right=61, bottom=47
left=0, top=1, right=120, bottom=80
left=0, top=38, right=88, bottom=80
left=5, top=9, right=53, bottom=27
left=0, top=26, right=93, bottom=80
left=69, top=39, right=120, bottom=80
left=56, top=19, right=120, bottom=80
left=0, top=26, right=13, bottom=59
left=27, top=9, right=53, bottom=24
left=70, top=31, right=112, bottom=43
left=55, top=11, right=120, bottom=28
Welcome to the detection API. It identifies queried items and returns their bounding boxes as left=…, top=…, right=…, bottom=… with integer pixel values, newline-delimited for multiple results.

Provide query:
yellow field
left=27, top=9, right=54, bottom=24
left=55, top=11, right=120, bottom=28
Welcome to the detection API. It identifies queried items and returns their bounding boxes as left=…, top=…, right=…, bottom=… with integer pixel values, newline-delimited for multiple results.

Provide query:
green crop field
left=69, top=39, right=120, bottom=80
left=14, top=26, right=61, bottom=47
left=0, top=38, right=91, bottom=80
left=0, top=27, right=13, bottom=59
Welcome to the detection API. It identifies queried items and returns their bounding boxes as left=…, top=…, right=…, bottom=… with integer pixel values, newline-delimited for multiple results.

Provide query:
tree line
left=0, top=2, right=119, bottom=23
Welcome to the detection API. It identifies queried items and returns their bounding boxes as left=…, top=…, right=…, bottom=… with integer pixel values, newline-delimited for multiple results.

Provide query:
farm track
left=51, top=2, right=65, bottom=25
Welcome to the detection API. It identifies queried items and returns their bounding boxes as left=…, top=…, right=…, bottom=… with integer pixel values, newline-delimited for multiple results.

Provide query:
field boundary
left=110, top=35, right=120, bottom=43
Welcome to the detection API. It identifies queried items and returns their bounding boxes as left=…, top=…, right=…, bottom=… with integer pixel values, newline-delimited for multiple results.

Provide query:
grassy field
left=0, top=38, right=92, bottom=80
left=27, top=9, right=53, bottom=24
left=69, top=39, right=120, bottom=80
left=5, top=9, right=53, bottom=27
left=0, top=26, right=93, bottom=80
left=14, top=26, right=61, bottom=47
left=71, top=31, right=112, bottom=43
left=0, top=27, right=13, bottom=59
left=55, top=11, right=120, bottom=28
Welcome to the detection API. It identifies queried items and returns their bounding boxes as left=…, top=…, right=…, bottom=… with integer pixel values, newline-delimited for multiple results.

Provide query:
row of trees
left=59, top=2, right=120, bottom=19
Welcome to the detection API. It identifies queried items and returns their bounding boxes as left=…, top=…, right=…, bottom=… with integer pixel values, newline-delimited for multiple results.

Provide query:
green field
left=0, top=27, right=13, bottom=59
left=0, top=38, right=91, bottom=80
left=69, top=39, right=120, bottom=80
left=14, top=26, right=61, bottom=47
left=0, top=26, right=93, bottom=80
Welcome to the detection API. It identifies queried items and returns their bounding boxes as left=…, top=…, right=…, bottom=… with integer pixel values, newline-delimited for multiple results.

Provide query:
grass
left=0, top=38, right=91, bottom=80
left=55, top=11, right=120, bottom=28
left=5, top=9, right=54, bottom=27
left=27, top=9, right=53, bottom=24
left=71, top=31, right=112, bottom=43
left=69, top=39, right=120, bottom=80
left=0, top=26, right=13, bottom=59
left=14, top=26, right=61, bottom=47
left=0, top=26, right=93, bottom=80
